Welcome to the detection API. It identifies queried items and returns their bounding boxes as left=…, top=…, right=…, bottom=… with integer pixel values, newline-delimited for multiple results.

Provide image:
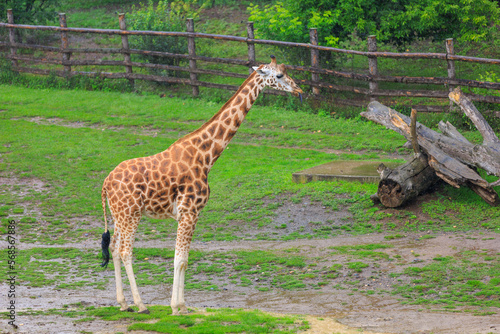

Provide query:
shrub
left=127, top=0, right=203, bottom=77
left=248, top=2, right=340, bottom=68
left=0, top=0, right=59, bottom=44
left=0, top=0, right=59, bottom=25
left=248, top=0, right=500, bottom=52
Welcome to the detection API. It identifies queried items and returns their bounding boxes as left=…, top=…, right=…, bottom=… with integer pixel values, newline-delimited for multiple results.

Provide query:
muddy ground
left=2, top=227, right=500, bottom=333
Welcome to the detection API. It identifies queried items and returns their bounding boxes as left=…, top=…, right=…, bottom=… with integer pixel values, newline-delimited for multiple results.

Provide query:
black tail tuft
left=100, top=230, right=111, bottom=268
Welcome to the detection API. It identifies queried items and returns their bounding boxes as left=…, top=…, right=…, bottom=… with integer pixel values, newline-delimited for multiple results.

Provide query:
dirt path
left=2, top=233, right=500, bottom=334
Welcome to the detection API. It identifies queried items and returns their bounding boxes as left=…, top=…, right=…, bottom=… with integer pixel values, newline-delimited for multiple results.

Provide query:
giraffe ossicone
left=100, top=55, right=303, bottom=315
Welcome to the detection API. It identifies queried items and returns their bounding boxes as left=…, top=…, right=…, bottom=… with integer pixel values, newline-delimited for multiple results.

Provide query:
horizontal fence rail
left=1, top=9, right=500, bottom=107
left=2, top=22, right=500, bottom=64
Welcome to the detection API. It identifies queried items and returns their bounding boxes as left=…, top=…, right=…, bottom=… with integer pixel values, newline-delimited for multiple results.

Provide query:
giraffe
left=100, top=55, right=303, bottom=315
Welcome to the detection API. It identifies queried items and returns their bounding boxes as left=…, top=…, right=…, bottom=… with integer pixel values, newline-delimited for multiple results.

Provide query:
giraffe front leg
left=171, top=252, right=189, bottom=315
left=171, top=213, right=197, bottom=315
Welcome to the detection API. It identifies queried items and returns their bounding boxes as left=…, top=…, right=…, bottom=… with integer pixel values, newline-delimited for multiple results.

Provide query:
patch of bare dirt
left=212, top=196, right=353, bottom=240
left=0, top=176, right=46, bottom=194
left=22, top=116, right=125, bottom=131
left=200, top=5, right=250, bottom=25
left=28, top=116, right=105, bottom=129
left=12, top=116, right=168, bottom=137
left=0, top=176, right=47, bottom=219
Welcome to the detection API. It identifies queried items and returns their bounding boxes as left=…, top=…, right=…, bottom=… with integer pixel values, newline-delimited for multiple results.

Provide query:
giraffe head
left=252, top=55, right=303, bottom=100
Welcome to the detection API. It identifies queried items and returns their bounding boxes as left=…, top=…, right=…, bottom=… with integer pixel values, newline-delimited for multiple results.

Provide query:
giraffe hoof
left=138, top=309, right=150, bottom=314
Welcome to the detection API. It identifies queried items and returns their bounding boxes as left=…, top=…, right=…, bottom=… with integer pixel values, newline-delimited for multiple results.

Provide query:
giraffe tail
left=100, top=185, right=111, bottom=268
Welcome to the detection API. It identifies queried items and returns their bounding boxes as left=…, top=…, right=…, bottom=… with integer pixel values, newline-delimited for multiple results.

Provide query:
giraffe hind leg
left=119, top=213, right=149, bottom=314
left=109, top=228, right=132, bottom=312
left=122, top=251, right=149, bottom=314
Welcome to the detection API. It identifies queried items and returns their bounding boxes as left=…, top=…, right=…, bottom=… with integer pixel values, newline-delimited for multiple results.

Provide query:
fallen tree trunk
left=361, top=88, right=500, bottom=206
left=376, top=154, right=440, bottom=207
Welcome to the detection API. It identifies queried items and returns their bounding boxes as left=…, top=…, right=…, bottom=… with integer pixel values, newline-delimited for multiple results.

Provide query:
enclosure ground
left=2, top=85, right=500, bottom=333
left=2, top=230, right=500, bottom=333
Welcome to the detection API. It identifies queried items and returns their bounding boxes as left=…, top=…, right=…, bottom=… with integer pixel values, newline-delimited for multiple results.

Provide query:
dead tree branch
left=361, top=99, right=500, bottom=206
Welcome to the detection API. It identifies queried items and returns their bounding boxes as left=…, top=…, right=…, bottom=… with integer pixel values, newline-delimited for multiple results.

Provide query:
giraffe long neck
left=185, top=71, right=265, bottom=170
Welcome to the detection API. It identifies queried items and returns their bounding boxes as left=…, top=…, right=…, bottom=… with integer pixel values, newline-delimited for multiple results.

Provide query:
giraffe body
left=100, top=56, right=302, bottom=315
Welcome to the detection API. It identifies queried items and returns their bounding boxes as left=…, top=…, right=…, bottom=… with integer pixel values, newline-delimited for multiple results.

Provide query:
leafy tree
left=378, top=0, right=500, bottom=45
left=0, top=0, right=59, bottom=25
left=248, top=0, right=500, bottom=48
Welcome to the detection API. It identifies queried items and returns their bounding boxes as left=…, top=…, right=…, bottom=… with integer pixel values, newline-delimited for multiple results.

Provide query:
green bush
left=462, top=71, right=500, bottom=131
left=0, top=0, right=59, bottom=25
left=380, top=0, right=500, bottom=45
left=127, top=0, right=203, bottom=77
left=248, top=2, right=330, bottom=68
left=473, top=71, right=500, bottom=98
left=248, top=1, right=347, bottom=70
left=248, top=0, right=500, bottom=49
left=0, top=0, right=59, bottom=44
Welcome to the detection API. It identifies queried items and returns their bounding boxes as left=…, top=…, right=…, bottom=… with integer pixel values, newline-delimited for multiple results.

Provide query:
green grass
left=393, top=251, right=500, bottom=309
left=346, top=261, right=369, bottom=272
left=384, top=233, right=406, bottom=240
left=1, top=84, right=500, bottom=246
left=17, top=305, right=309, bottom=333
left=0, top=247, right=109, bottom=289
left=0, top=84, right=404, bottom=243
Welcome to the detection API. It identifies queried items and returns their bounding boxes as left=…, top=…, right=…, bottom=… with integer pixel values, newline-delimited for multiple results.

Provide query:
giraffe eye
left=276, top=74, right=284, bottom=79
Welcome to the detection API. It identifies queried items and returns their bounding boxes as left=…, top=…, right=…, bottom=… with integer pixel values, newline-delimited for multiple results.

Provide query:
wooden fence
left=1, top=9, right=500, bottom=108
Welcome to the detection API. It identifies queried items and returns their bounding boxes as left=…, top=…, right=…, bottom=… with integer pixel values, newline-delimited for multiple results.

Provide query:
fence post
left=368, top=35, right=378, bottom=101
left=59, top=13, right=71, bottom=75
left=186, top=18, right=199, bottom=97
left=309, top=28, right=320, bottom=95
left=247, top=22, right=255, bottom=75
left=7, top=9, right=17, bottom=68
left=446, top=38, right=456, bottom=111
left=119, top=13, right=134, bottom=87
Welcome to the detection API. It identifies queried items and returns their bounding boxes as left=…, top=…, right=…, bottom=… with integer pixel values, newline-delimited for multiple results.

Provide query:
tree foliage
left=248, top=0, right=500, bottom=47
left=0, top=0, right=59, bottom=25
